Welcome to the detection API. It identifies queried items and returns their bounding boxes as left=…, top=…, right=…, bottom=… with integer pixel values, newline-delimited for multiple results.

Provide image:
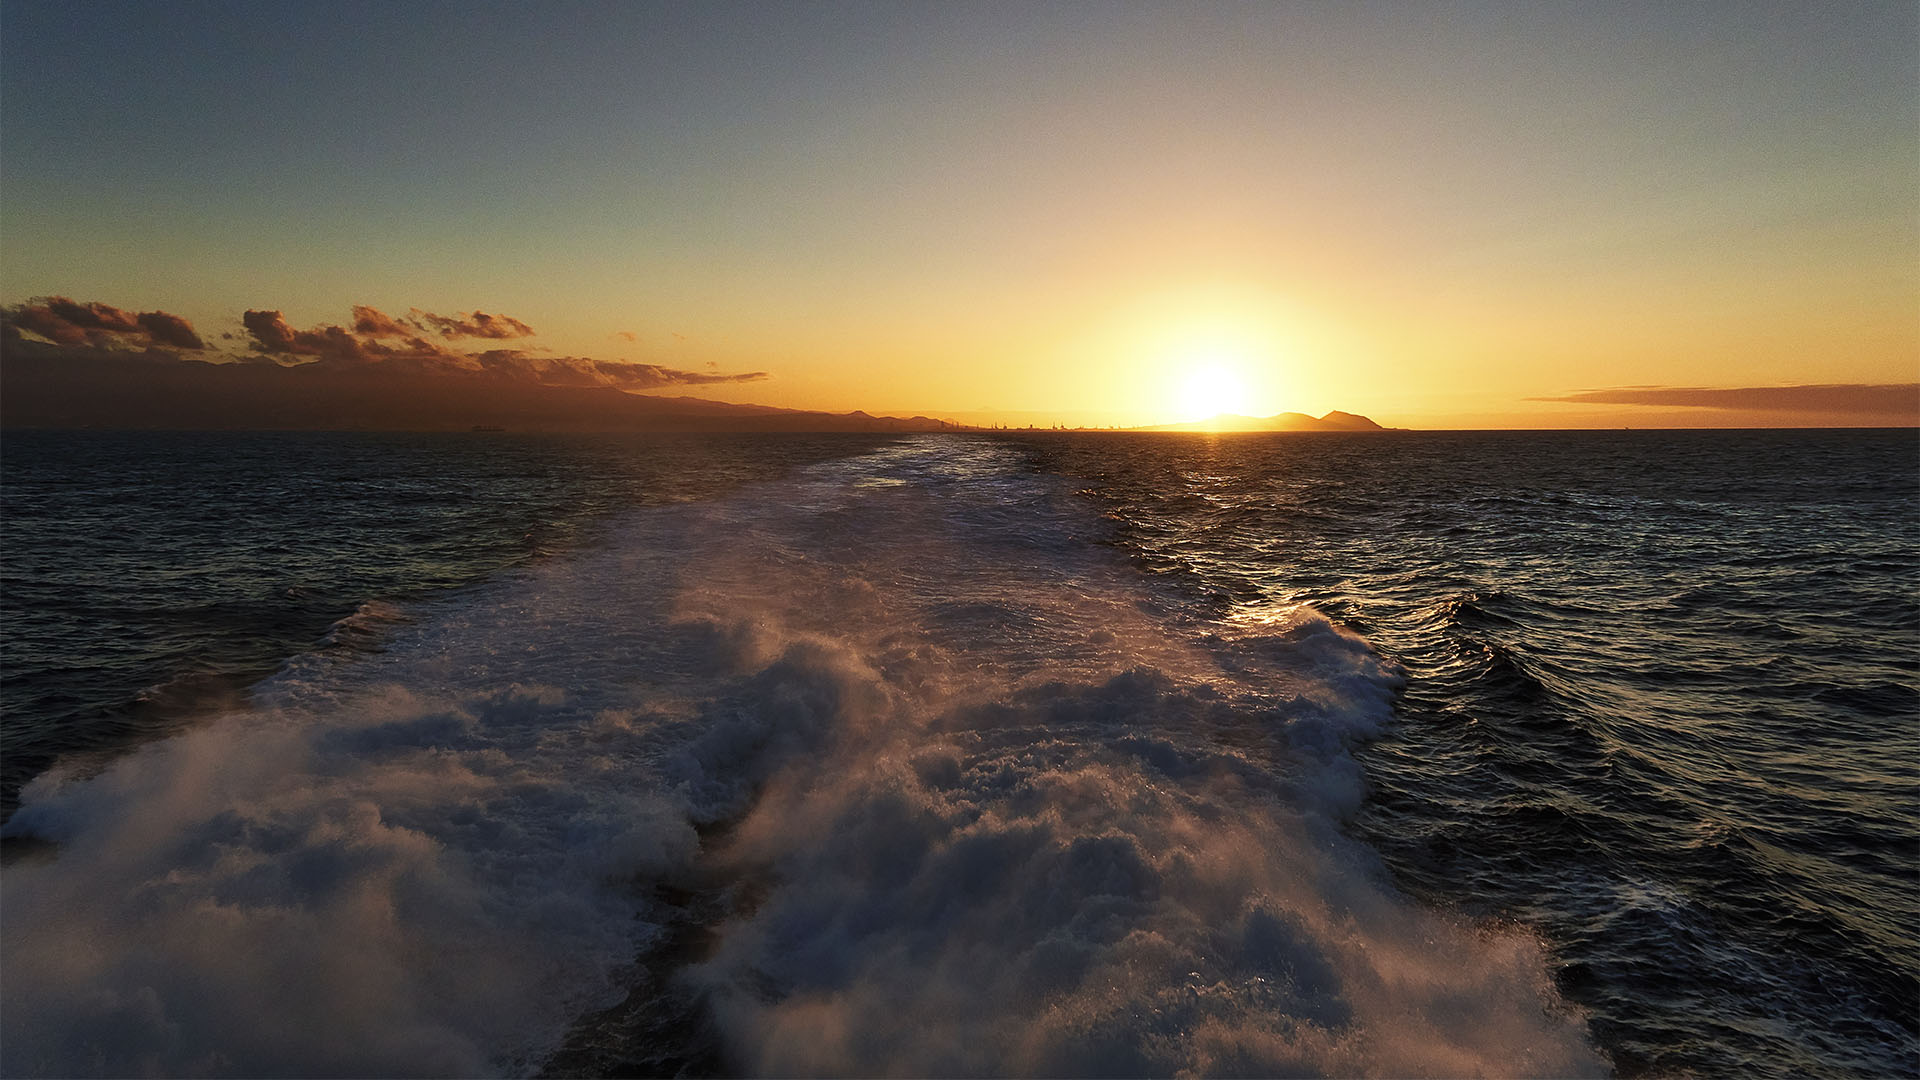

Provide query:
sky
left=2, top=0, right=1915, bottom=428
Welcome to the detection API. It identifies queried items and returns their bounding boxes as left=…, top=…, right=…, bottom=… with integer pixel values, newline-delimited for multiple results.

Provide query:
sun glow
left=1167, top=327, right=1267, bottom=421
left=1116, top=287, right=1313, bottom=425
left=1176, top=362, right=1251, bottom=421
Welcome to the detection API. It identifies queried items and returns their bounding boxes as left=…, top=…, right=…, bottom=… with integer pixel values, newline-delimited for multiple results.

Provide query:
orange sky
left=3, top=4, right=1915, bottom=429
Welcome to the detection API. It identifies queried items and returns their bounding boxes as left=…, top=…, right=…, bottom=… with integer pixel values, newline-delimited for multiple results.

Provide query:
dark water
left=1023, top=428, right=1920, bottom=1078
left=0, top=430, right=895, bottom=820
left=0, top=428, right=1913, bottom=1077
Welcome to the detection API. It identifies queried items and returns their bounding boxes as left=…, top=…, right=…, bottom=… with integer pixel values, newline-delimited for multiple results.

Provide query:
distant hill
left=1136, top=410, right=1386, bottom=432
left=0, top=353, right=958, bottom=433
left=0, top=344, right=1386, bottom=436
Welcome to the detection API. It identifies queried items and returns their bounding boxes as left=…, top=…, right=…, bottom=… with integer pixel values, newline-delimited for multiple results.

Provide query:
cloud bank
left=0, top=297, right=778, bottom=430
left=1536, top=384, right=1920, bottom=419
left=7, top=296, right=208, bottom=351
left=410, top=308, right=536, bottom=340
left=2, top=298, right=968, bottom=432
left=2, top=298, right=768, bottom=394
left=230, top=305, right=766, bottom=391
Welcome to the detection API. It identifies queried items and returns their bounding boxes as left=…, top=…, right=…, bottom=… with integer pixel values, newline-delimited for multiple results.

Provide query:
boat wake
left=2, top=436, right=1603, bottom=1077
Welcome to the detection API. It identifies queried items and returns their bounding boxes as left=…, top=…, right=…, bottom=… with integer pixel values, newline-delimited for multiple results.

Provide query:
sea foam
left=1, top=436, right=1604, bottom=1077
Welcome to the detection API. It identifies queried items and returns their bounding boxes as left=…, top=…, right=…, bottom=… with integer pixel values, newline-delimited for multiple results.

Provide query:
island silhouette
left=1, top=339, right=1385, bottom=433
left=1135, top=411, right=1384, bottom=432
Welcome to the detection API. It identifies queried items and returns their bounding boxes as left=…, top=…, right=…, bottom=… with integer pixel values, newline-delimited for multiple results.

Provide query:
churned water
left=0, top=428, right=1912, bottom=1077
left=0, top=431, right=895, bottom=821
left=1025, top=428, right=1919, bottom=1078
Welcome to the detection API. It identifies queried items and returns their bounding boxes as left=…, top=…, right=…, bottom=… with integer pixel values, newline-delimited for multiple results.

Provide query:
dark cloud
left=591, top=357, right=764, bottom=386
left=3, top=297, right=206, bottom=351
left=1536, top=384, right=1920, bottom=416
left=468, top=350, right=768, bottom=391
left=136, top=312, right=206, bottom=350
left=46, top=298, right=142, bottom=334
left=351, top=306, right=413, bottom=338
left=242, top=309, right=373, bottom=361
left=411, top=309, right=536, bottom=339
left=8, top=298, right=766, bottom=403
left=9, top=304, right=92, bottom=345
left=244, top=309, right=460, bottom=368
left=240, top=309, right=298, bottom=353
left=237, top=306, right=761, bottom=391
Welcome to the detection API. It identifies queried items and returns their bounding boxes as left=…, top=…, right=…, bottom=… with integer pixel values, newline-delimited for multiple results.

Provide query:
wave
left=1, top=436, right=1603, bottom=1077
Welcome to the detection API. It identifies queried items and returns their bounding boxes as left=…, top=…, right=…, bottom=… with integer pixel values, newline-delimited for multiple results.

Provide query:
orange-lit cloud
left=243, top=309, right=398, bottom=363
left=135, top=311, right=206, bottom=350
left=409, top=308, right=536, bottom=340
left=0, top=298, right=798, bottom=432
left=233, top=307, right=768, bottom=390
left=1536, top=384, right=1919, bottom=418
left=5, top=299, right=765, bottom=395
left=7, top=296, right=207, bottom=350
left=0, top=299, right=976, bottom=433
left=465, top=352, right=770, bottom=391
left=350, top=305, right=414, bottom=338
left=349, top=304, right=537, bottom=342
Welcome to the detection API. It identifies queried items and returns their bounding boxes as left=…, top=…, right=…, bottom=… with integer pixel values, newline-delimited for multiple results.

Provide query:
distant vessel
left=471, top=425, right=507, bottom=432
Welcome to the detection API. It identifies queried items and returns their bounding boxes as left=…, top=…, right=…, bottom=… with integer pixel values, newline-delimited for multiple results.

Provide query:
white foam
left=1, top=436, right=1604, bottom=1076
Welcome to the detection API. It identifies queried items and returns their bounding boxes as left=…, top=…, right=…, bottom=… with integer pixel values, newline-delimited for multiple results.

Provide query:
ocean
left=1, top=428, right=1913, bottom=1077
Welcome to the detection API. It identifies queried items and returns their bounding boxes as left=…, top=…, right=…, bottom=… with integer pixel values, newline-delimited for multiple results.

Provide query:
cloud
left=351, top=305, right=414, bottom=338
left=135, top=312, right=206, bottom=350
left=242, top=309, right=398, bottom=365
left=459, top=350, right=766, bottom=390
left=345, top=304, right=539, bottom=343
left=230, top=307, right=768, bottom=391
left=1535, top=384, right=1920, bottom=417
left=584, top=357, right=767, bottom=390
left=10, top=306, right=94, bottom=346
left=410, top=308, right=536, bottom=339
left=615, top=331, right=638, bottom=343
left=3, top=296, right=206, bottom=351
left=45, top=297, right=142, bottom=334
left=8, top=298, right=766, bottom=401
left=240, top=309, right=304, bottom=354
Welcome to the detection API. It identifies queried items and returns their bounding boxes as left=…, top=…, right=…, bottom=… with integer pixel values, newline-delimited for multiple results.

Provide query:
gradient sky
left=3, top=0, right=1915, bottom=428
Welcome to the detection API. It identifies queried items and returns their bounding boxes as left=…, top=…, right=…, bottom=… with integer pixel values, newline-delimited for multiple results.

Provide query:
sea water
left=0, top=428, right=1912, bottom=1076
left=1026, top=429, right=1918, bottom=1077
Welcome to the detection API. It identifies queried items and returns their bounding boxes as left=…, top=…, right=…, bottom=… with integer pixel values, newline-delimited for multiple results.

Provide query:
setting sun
left=1160, top=319, right=1271, bottom=422
left=1176, top=362, right=1251, bottom=421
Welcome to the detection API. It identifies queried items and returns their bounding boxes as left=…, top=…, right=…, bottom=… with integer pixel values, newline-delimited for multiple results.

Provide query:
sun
left=1146, top=302, right=1285, bottom=423
left=1175, top=360, right=1251, bottom=421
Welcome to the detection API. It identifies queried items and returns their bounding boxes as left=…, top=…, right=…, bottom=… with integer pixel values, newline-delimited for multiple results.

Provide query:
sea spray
left=2, top=435, right=1604, bottom=1076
